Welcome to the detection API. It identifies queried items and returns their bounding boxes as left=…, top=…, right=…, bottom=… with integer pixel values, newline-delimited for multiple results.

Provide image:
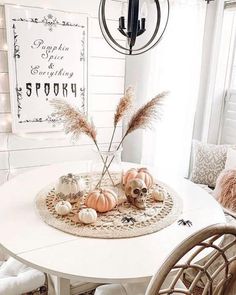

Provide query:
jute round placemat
left=35, top=173, right=183, bottom=239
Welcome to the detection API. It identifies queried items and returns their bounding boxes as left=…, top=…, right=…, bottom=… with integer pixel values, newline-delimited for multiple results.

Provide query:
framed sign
left=5, top=5, right=87, bottom=133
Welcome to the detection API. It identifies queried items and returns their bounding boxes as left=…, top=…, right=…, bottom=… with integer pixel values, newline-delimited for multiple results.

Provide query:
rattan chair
left=95, top=224, right=236, bottom=295
left=146, top=223, right=236, bottom=295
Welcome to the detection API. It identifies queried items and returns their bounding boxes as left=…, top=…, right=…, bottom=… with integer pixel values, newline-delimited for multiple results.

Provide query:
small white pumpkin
left=55, top=201, right=72, bottom=216
left=56, top=173, right=86, bottom=199
left=152, top=190, right=165, bottom=202
left=78, top=208, right=97, bottom=224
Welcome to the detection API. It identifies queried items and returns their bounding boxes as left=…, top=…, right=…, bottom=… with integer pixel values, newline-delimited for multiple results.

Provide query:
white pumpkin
left=78, top=208, right=97, bottom=224
left=55, top=201, right=72, bottom=216
left=56, top=173, right=86, bottom=199
left=152, top=190, right=165, bottom=202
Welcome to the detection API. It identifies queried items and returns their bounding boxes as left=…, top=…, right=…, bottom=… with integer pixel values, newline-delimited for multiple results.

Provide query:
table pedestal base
left=56, top=277, right=70, bottom=295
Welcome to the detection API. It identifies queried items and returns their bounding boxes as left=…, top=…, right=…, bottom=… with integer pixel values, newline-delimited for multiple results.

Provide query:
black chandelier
left=98, top=0, right=170, bottom=56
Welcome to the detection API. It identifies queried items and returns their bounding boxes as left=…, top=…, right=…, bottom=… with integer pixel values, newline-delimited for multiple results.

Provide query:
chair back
left=145, top=224, right=236, bottom=295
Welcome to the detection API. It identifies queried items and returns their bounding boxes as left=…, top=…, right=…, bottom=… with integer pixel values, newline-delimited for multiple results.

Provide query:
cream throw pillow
left=190, top=141, right=228, bottom=187
left=225, top=148, right=236, bottom=170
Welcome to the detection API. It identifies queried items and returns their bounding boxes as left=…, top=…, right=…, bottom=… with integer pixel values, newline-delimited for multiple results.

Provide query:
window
left=218, top=6, right=236, bottom=144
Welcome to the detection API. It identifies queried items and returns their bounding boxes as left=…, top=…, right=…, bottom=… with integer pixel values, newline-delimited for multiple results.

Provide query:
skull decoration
left=125, top=179, right=148, bottom=209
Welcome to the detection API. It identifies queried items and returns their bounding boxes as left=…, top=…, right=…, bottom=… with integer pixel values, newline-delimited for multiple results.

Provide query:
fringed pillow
left=214, top=169, right=236, bottom=212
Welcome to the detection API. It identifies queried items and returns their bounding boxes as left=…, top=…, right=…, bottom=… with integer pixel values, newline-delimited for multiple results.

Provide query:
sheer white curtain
left=136, top=0, right=207, bottom=178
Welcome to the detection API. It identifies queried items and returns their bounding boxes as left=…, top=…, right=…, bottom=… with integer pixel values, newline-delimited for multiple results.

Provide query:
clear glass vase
left=90, top=146, right=123, bottom=191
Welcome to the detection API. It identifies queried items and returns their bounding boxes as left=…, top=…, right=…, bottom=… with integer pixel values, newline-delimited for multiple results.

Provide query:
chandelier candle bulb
left=141, top=17, right=145, bottom=31
left=119, top=16, right=125, bottom=29
left=141, top=1, right=148, bottom=18
left=121, top=2, right=126, bottom=16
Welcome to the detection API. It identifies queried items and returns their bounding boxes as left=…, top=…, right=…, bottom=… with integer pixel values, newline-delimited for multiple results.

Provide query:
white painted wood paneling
left=0, top=113, right=11, bottom=132
left=0, top=51, right=8, bottom=72
left=0, top=0, right=123, bottom=19
left=0, top=93, right=10, bottom=113
left=89, top=38, right=125, bottom=59
left=89, top=18, right=126, bottom=41
left=7, top=145, right=96, bottom=169
left=0, top=127, right=122, bottom=151
left=0, top=150, right=8, bottom=169
left=90, top=94, right=122, bottom=111
left=0, top=73, right=9, bottom=92
left=91, top=111, right=121, bottom=128
left=0, top=28, right=7, bottom=50
left=89, top=76, right=124, bottom=94
left=89, top=57, right=125, bottom=77
left=0, top=170, right=7, bottom=185
left=0, top=3, right=125, bottom=183
left=0, top=6, right=5, bottom=28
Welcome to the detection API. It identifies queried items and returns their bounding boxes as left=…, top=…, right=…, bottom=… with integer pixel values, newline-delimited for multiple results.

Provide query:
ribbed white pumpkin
left=55, top=201, right=72, bottom=215
left=152, top=190, right=165, bottom=202
left=78, top=208, right=97, bottom=224
left=56, top=173, right=86, bottom=199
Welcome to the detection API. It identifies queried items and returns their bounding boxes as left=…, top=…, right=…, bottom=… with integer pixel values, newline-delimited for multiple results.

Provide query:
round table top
left=0, top=161, right=226, bottom=283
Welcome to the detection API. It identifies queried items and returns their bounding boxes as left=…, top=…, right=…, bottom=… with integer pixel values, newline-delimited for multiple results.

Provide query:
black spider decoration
left=178, top=219, right=192, bottom=227
left=121, top=216, right=136, bottom=225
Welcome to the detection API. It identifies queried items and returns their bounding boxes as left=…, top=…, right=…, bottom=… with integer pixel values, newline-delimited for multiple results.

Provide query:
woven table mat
left=35, top=173, right=183, bottom=239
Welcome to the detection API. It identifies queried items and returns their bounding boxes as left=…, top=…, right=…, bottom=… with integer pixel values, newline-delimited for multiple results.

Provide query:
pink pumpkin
left=123, top=168, right=154, bottom=188
left=85, top=189, right=118, bottom=213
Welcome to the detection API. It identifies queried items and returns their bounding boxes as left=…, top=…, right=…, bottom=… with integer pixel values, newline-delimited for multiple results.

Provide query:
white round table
left=0, top=161, right=226, bottom=294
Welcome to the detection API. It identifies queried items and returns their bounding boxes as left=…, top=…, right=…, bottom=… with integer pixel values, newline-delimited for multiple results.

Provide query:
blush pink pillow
left=214, top=169, right=236, bottom=212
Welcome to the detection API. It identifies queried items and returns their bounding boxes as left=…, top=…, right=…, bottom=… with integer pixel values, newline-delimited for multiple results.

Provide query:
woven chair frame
left=145, top=224, right=236, bottom=295
left=22, top=273, right=48, bottom=295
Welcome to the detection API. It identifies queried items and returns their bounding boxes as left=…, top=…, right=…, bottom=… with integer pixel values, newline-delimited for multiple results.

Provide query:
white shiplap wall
left=0, top=2, right=125, bottom=184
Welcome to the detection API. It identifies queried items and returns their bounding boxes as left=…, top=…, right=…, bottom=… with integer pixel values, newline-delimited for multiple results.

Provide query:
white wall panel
left=0, top=51, right=7, bottom=72
left=0, top=6, right=4, bottom=28
left=0, top=127, right=122, bottom=151
left=89, top=76, right=124, bottom=94
left=91, top=111, right=121, bottom=128
left=89, top=38, right=125, bottom=59
left=0, top=113, right=11, bottom=132
left=90, top=94, right=122, bottom=111
left=0, top=73, right=9, bottom=92
left=89, top=57, right=125, bottom=77
left=0, top=170, right=7, bottom=185
left=0, top=93, right=10, bottom=113
left=0, top=150, right=8, bottom=169
left=0, top=29, right=6, bottom=50
left=0, top=0, right=123, bottom=19
left=89, top=18, right=126, bottom=41
left=8, top=145, right=96, bottom=169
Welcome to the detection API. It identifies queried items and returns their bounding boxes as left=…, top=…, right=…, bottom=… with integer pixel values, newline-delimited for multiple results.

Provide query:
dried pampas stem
left=125, top=91, right=168, bottom=136
left=51, top=99, right=97, bottom=142
left=114, top=86, right=134, bottom=127
left=96, top=87, right=134, bottom=187
left=51, top=99, right=114, bottom=185
left=98, top=91, right=168, bottom=184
